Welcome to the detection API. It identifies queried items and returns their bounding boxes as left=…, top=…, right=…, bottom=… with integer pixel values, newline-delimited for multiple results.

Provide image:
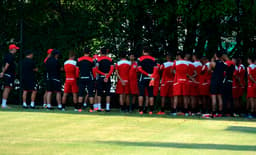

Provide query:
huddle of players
left=1, top=44, right=256, bottom=118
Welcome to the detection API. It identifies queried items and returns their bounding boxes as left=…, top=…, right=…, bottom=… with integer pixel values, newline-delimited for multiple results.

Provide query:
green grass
left=0, top=107, right=256, bottom=155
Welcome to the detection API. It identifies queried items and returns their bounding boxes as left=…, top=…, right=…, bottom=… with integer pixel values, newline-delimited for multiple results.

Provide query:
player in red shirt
left=153, top=63, right=160, bottom=97
left=231, top=57, right=241, bottom=116
left=199, top=57, right=211, bottom=114
left=62, top=51, right=79, bottom=110
left=192, top=53, right=202, bottom=114
left=158, top=53, right=174, bottom=115
left=128, top=53, right=138, bottom=111
left=184, top=53, right=197, bottom=115
left=116, top=52, right=131, bottom=112
left=171, top=51, right=191, bottom=116
left=43, top=49, right=53, bottom=108
left=237, top=58, right=246, bottom=114
left=247, top=56, right=256, bottom=118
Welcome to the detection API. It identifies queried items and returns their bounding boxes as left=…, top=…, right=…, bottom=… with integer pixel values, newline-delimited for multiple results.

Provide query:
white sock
left=58, top=104, right=62, bottom=108
left=47, top=104, right=51, bottom=108
left=106, top=103, right=110, bottom=110
left=30, top=102, right=35, bottom=107
left=98, top=103, right=101, bottom=110
left=93, top=104, right=98, bottom=109
left=2, top=99, right=7, bottom=107
left=23, top=102, right=27, bottom=107
left=83, top=102, right=87, bottom=107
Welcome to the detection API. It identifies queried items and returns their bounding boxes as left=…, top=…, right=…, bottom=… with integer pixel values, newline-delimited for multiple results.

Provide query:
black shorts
left=78, top=78, right=94, bottom=97
left=221, top=82, right=232, bottom=97
left=139, top=79, right=153, bottom=97
left=210, top=80, right=222, bottom=95
left=3, top=75, right=14, bottom=88
left=96, top=77, right=111, bottom=96
left=22, top=79, right=37, bottom=91
left=46, top=79, right=62, bottom=92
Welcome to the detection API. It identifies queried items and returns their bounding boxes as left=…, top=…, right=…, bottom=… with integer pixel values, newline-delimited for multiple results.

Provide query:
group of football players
left=1, top=44, right=256, bottom=118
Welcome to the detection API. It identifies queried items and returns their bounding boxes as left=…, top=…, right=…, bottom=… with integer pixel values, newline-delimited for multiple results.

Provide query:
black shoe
left=22, top=105, right=28, bottom=109
left=30, top=106, right=35, bottom=109
left=47, top=107, right=54, bottom=110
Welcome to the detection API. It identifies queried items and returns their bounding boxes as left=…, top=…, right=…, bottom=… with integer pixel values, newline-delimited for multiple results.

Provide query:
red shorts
left=64, top=81, right=78, bottom=93
left=199, top=83, right=210, bottom=96
left=247, top=86, right=256, bottom=98
left=129, top=80, right=138, bottom=95
left=116, top=81, right=129, bottom=94
left=232, top=86, right=240, bottom=99
left=189, top=82, right=199, bottom=96
left=160, top=82, right=173, bottom=97
left=153, top=82, right=160, bottom=97
left=238, top=87, right=245, bottom=97
left=173, top=82, right=190, bottom=96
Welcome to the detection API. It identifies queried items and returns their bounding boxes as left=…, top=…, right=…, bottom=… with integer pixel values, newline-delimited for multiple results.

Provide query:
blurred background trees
left=0, top=0, right=256, bottom=61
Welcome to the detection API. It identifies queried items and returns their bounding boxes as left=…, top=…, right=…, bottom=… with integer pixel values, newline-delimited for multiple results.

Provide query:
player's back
left=174, top=60, right=190, bottom=83
left=161, top=61, right=174, bottom=83
left=116, top=59, right=131, bottom=80
left=64, top=59, right=77, bottom=81
left=193, top=61, right=202, bottom=81
left=248, top=64, right=256, bottom=86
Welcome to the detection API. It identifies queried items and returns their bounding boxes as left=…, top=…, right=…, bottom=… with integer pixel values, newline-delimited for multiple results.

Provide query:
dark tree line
left=0, top=0, right=256, bottom=62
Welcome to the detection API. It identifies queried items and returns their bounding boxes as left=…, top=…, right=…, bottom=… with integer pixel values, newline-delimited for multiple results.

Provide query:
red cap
left=47, top=49, right=53, bottom=54
left=9, top=44, right=19, bottom=50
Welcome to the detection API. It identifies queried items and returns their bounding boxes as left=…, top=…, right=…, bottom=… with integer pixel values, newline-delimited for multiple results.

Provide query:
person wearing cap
left=21, top=50, right=38, bottom=109
left=0, top=44, right=19, bottom=108
left=95, top=48, right=114, bottom=112
left=45, top=49, right=63, bottom=110
left=42, top=49, right=53, bottom=108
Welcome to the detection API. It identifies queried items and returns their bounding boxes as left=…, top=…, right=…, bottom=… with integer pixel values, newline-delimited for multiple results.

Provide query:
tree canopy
left=0, top=0, right=256, bottom=61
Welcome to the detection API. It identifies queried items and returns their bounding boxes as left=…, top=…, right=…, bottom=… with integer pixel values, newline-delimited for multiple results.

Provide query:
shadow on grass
left=226, top=126, right=256, bottom=134
left=0, top=106, right=255, bottom=122
left=97, top=141, right=256, bottom=151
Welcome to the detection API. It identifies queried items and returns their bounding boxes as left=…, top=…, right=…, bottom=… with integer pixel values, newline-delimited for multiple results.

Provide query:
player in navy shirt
left=95, top=48, right=114, bottom=112
left=45, top=49, right=63, bottom=110
left=21, top=50, right=38, bottom=108
left=0, top=44, right=19, bottom=108
left=137, top=47, right=157, bottom=115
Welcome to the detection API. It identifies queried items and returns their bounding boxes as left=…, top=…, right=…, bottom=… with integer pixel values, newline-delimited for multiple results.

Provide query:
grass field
left=0, top=107, right=256, bottom=155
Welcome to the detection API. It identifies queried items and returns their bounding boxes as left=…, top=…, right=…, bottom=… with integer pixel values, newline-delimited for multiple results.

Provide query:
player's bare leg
left=149, top=97, right=154, bottom=114
left=46, top=91, right=52, bottom=109
left=30, top=91, right=37, bottom=108
left=56, top=92, right=62, bottom=110
left=184, top=96, right=189, bottom=116
left=217, top=94, right=223, bottom=114
left=119, top=94, right=124, bottom=112
left=62, top=93, right=68, bottom=105
left=211, top=95, right=217, bottom=116
left=106, top=96, right=111, bottom=112
left=138, top=96, right=144, bottom=114
left=171, top=96, right=178, bottom=116
left=22, top=91, right=28, bottom=108
left=43, top=91, right=47, bottom=108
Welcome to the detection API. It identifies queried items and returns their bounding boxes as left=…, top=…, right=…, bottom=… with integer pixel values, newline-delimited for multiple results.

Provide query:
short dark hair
left=25, top=50, right=33, bottom=56
left=101, top=48, right=108, bottom=54
left=216, top=50, right=223, bottom=58
left=119, top=52, right=126, bottom=58
left=143, top=46, right=151, bottom=54
left=83, top=47, right=91, bottom=54
left=248, top=55, right=255, bottom=62
left=69, top=51, right=75, bottom=58
left=176, top=50, right=185, bottom=58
